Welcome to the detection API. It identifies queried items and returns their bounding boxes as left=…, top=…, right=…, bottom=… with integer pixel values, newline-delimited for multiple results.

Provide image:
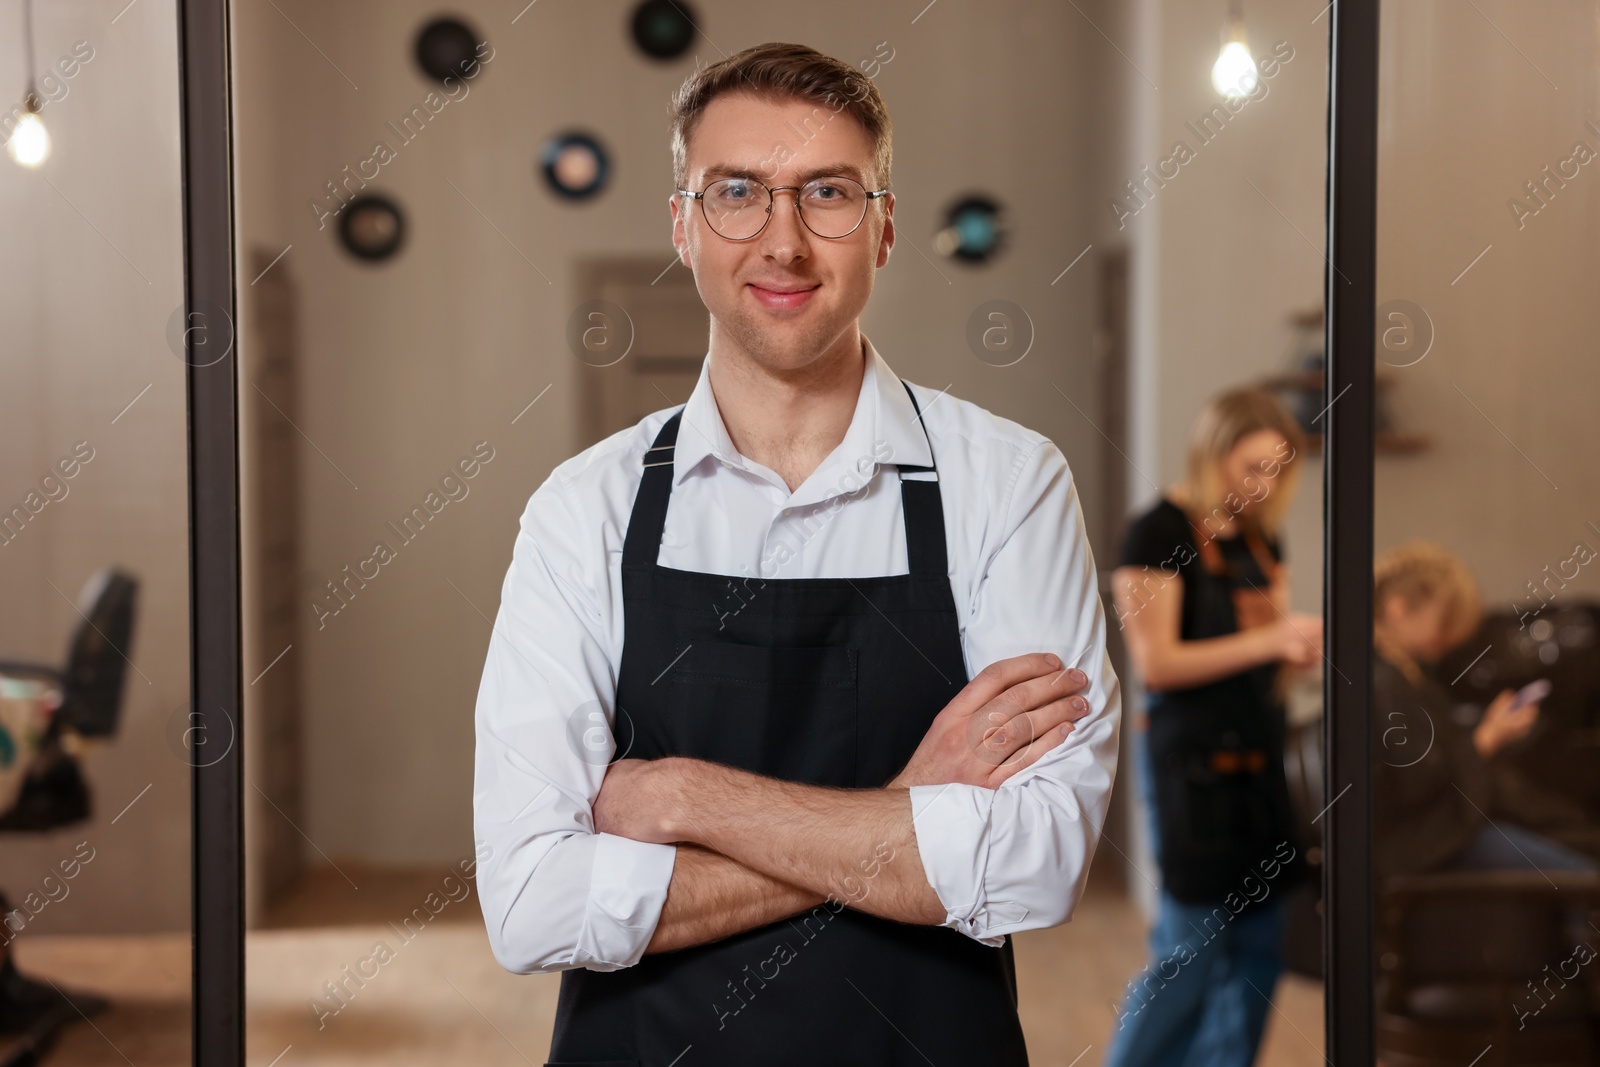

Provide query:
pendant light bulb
left=1211, top=11, right=1257, bottom=99
left=7, top=92, right=51, bottom=168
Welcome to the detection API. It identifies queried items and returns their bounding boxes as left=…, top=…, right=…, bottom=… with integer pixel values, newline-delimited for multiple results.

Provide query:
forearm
left=1141, top=627, right=1277, bottom=691
left=662, top=758, right=945, bottom=925
left=645, top=844, right=825, bottom=955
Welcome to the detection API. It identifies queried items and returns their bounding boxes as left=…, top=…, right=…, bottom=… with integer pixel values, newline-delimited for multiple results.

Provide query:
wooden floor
left=3, top=866, right=1326, bottom=1066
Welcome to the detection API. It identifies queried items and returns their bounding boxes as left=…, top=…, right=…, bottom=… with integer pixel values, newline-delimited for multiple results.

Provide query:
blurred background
left=0, top=0, right=193, bottom=1061
left=1, top=0, right=1596, bottom=1064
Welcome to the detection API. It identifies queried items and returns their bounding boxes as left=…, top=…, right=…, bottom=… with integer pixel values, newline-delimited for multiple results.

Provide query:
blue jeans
left=1442, top=820, right=1598, bottom=944
left=1103, top=732, right=1288, bottom=1067
left=1444, top=821, right=1599, bottom=874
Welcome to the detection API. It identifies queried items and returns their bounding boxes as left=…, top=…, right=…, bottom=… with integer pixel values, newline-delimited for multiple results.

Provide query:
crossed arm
left=592, top=654, right=1092, bottom=954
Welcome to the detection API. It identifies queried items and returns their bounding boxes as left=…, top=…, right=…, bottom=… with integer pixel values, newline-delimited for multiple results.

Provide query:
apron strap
left=622, top=408, right=683, bottom=567
left=897, top=379, right=949, bottom=580
left=620, top=378, right=949, bottom=579
left=1187, top=511, right=1282, bottom=584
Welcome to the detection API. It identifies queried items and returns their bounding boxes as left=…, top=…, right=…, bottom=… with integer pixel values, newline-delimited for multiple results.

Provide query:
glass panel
left=0, top=0, right=192, bottom=1061
left=228, top=3, right=1328, bottom=1063
left=1105, top=6, right=1330, bottom=1065
left=1372, top=3, right=1600, bottom=1064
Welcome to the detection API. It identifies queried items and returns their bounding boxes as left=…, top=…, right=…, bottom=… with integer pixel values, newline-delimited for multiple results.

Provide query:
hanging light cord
left=21, top=0, right=39, bottom=110
left=1221, top=0, right=1245, bottom=46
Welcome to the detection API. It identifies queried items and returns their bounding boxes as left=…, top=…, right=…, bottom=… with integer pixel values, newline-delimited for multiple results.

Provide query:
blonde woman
left=1105, top=388, right=1320, bottom=1067
left=1372, top=541, right=1594, bottom=878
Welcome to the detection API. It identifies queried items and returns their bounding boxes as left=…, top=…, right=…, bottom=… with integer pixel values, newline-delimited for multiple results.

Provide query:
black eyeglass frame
left=676, top=175, right=891, bottom=241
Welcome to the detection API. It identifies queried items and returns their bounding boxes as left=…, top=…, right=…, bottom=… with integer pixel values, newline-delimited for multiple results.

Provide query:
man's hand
left=888, top=652, right=1092, bottom=790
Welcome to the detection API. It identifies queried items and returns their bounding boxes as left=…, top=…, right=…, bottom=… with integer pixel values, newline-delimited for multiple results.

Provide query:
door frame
left=179, top=0, right=244, bottom=1062
left=177, top=0, right=1382, bottom=1060
left=1322, top=1, right=1379, bottom=1063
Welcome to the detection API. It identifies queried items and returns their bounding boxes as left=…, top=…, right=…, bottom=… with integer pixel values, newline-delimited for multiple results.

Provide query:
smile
left=747, top=283, right=819, bottom=311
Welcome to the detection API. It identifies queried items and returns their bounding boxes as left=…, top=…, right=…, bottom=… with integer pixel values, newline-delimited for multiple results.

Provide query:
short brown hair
left=1182, top=387, right=1307, bottom=535
left=667, top=42, right=892, bottom=192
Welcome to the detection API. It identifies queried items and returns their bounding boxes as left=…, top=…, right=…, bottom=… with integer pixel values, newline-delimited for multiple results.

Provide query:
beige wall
left=1125, top=0, right=1331, bottom=610
left=1373, top=1, right=1600, bottom=608
left=0, top=0, right=191, bottom=933
left=1116, top=0, right=1331, bottom=910
left=231, top=0, right=1132, bottom=868
left=1115, top=0, right=1600, bottom=915
left=1123, top=0, right=1600, bottom=619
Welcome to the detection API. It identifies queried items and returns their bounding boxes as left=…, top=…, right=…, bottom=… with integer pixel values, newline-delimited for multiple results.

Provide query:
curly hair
left=1373, top=541, right=1483, bottom=679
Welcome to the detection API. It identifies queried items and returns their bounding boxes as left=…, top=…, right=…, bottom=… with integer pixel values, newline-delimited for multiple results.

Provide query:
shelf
left=1300, top=431, right=1432, bottom=455
left=1259, top=370, right=1406, bottom=392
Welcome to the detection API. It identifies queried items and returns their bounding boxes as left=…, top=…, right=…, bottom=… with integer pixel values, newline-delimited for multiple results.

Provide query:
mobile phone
left=1509, top=678, right=1551, bottom=711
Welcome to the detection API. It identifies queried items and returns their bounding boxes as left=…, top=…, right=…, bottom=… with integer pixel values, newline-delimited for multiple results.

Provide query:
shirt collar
left=672, top=335, right=934, bottom=503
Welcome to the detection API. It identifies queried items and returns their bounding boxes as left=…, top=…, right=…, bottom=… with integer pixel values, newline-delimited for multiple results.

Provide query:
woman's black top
left=1118, top=496, right=1307, bottom=904
left=1119, top=498, right=1283, bottom=717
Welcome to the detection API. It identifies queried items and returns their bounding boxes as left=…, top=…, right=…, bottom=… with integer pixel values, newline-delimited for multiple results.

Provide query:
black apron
left=544, top=380, right=1030, bottom=1067
left=1144, top=513, right=1305, bottom=904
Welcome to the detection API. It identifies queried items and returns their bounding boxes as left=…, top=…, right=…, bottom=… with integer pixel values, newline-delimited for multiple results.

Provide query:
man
left=473, top=41, right=1121, bottom=1066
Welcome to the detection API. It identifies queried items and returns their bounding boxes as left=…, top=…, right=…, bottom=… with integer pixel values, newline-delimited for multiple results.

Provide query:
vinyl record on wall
left=338, top=194, right=406, bottom=262
left=540, top=132, right=610, bottom=200
left=630, top=0, right=697, bottom=61
left=935, top=195, right=1007, bottom=265
left=415, top=16, right=483, bottom=83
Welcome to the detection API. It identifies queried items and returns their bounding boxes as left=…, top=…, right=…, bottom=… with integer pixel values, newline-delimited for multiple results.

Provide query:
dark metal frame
left=1324, top=0, right=1379, bottom=1062
left=177, top=0, right=1382, bottom=1061
left=179, top=0, right=243, bottom=1062
left=675, top=177, right=891, bottom=241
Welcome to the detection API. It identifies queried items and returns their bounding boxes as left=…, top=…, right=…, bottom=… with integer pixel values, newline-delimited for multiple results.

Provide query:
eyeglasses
left=677, top=175, right=889, bottom=241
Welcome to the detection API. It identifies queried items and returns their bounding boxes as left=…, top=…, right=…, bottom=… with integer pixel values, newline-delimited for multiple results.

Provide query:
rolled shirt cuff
left=909, top=783, right=1026, bottom=947
left=577, top=833, right=679, bottom=969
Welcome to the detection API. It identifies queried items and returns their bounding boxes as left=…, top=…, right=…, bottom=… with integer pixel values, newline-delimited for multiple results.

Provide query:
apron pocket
left=664, top=642, right=859, bottom=787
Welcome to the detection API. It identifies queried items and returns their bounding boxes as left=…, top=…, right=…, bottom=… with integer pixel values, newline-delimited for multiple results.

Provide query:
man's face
left=670, top=91, right=895, bottom=375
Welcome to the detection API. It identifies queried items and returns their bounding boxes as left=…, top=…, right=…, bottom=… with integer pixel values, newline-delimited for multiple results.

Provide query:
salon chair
left=1279, top=712, right=1325, bottom=979
left=0, top=568, right=137, bottom=1064
left=1376, top=870, right=1600, bottom=1067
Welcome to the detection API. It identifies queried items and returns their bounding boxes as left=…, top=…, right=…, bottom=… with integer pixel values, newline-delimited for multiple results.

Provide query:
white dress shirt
left=473, top=335, right=1122, bottom=974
